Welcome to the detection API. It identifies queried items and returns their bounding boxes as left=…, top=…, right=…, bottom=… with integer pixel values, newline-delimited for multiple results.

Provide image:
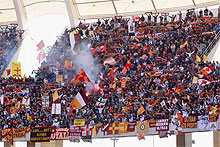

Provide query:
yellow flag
left=112, top=82, right=117, bottom=89
left=196, top=55, right=201, bottom=62
left=27, top=113, right=30, bottom=121
left=148, top=49, right=153, bottom=55
left=192, top=76, right=198, bottom=84
left=12, top=62, right=21, bottom=77
left=203, top=54, right=207, bottom=61
left=53, top=90, right=59, bottom=102
left=23, top=74, right=26, bottom=83
left=56, top=74, right=63, bottom=83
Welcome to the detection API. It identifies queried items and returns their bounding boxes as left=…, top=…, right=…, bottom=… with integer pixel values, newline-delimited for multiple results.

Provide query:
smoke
left=72, top=40, right=101, bottom=91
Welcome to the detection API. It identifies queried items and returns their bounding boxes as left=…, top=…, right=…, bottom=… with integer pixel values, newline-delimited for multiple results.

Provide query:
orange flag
left=137, top=105, right=145, bottom=114
left=176, top=112, right=184, bottom=126
left=64, top=60, right=72, bottom=69
left=149, top=98, right=160, bottom=106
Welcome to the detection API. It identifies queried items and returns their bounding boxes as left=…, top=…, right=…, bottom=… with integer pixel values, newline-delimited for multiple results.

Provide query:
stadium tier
left=0, top=24, right=24, bottom=76
left=1, top=5, right=220, bottom=147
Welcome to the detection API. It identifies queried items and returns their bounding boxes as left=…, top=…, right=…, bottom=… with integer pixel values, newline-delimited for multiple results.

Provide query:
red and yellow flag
left=71, top=69, right=91, bottom=84
left=180, top=38, right=188, bottom=48
left=12, top=62, right=21, bottom=77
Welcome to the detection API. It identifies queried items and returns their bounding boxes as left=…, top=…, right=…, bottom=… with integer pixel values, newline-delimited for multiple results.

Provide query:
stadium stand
left=1, top=6, right=220, bottom=147
left=0, top=24, right=24, bottom=76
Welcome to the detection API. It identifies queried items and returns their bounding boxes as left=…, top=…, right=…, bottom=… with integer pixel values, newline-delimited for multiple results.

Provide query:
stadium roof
left=0, top=0, right=220, bottom=26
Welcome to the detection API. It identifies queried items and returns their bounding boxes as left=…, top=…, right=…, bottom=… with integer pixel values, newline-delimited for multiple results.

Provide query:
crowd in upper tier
left=0, top=7, right=220, bottom=129
left=0, top=24, right=24, bottom=75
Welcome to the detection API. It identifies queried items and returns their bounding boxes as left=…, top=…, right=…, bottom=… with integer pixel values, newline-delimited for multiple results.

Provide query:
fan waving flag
left=72, top=91, right=89, bottom=109
left=92, top=45, right=106, bottom=54
left=198, top=79, right=210, bottom=86
left=69, top=30, right=80, bottom=53
left=71, top=69, right=91, bottom=84
left=122, top=60, right=133, bottom=75
left=104, top=57, right=117, bottom=65
left=200, top=65, right=214, bottom=76
left=180, top=38, right=188, bottom=48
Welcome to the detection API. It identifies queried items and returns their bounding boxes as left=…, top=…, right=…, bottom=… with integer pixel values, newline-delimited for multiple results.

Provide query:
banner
left=137, top=121, right=149, bottom=134
left=128, top=20, right=135, bottom=33
left=127, top=121, right=136, bottom=132
left=42, top=95, right=49, bottom=108
left=2, top=127, right=25, bottom=139
left=209, top=115, right=218, bottom=122
left=149, top=120, right=157, bottom=128
left=12, top=62, right=21, bottom=77
left=197, top=115, right=209, bottom=130
left=5, top=129, right=13, bottom=146
left=30, top=127, right=52, bottom=142
left=94, top=123, right=102, bottom=136
left=52, top=103, right=61, bottom=114
left=56, top=74, right=63, bottom=83
left=13, top=127, right=26, bottom=139
left=82, top=124, right=93, bottom=136
left=209, top=122, right=217, bottom=131
left=69, top=126, right=82, bottom=137
left=51, top=128, right=69, bottom=140
left=209, top=115, right=217, bottom=131
left=103, top=122, right=130, bottom=135
left=74, top=119, right=85, bottom=126
left=156, top=119, right=169, bottom=131
left=183, top=116, right=197, bottom=128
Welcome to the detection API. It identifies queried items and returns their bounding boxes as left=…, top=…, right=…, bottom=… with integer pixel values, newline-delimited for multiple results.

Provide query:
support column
left=176, top=133, right=192, bottom=147
left=4, top=142, right=13, bottom=147
left=64, top=0, right=79, bottom=28
left=41, top=140, right=63, bottom=147
left=12, top=0, right=27, bottom=30
left=213, top=131, right=220, bottom=147
left=27, top=142, right=35, bottom=147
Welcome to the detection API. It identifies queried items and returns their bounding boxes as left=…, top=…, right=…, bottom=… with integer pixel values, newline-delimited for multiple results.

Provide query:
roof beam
left=151, top=0, right=157, bottom=13
left=192, top=0, right=197, bottom=7
left=64, top=0, right=79, bottom=27
left=12, top=0, right=27, bottom=30
left=111, top=0, right=118, bottom=15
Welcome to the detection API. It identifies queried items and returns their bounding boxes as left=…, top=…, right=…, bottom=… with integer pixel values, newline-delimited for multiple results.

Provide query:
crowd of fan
left=0, top=24, right=23, bottom=74
left=0, top=8, right=220, bottom=129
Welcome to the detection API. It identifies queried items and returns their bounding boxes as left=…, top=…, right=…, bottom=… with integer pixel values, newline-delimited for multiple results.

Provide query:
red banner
left=156, top=119, right=169, bottom=131
left=51, top=128, right=69, bottom=140
left=69, top=126, right=82, bottom=137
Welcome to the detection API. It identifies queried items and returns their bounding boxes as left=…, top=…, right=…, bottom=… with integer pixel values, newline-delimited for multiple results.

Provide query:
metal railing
left=200, top=30, right=220, bottom=58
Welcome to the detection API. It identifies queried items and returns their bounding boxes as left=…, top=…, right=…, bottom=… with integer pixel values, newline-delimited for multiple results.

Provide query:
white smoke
left=72, top=40, right=101, bottom=91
